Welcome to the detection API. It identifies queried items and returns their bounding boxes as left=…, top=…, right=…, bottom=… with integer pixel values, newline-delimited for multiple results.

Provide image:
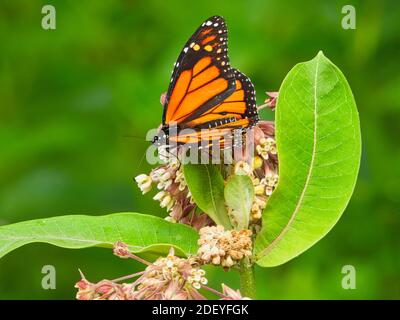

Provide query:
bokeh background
left=0, top=0, right=399, bottom=299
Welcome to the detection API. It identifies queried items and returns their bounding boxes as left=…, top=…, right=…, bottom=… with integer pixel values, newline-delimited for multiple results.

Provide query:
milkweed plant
left=0, top=52, right=361, bottom=300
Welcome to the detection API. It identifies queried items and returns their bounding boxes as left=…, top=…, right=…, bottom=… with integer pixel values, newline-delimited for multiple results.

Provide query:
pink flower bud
left=113, top=241, right=130, bottom=258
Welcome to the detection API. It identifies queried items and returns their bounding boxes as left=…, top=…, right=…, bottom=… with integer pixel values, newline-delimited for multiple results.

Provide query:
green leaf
left=224, top=175, right=254, bottom=230
left=183, top=164, right=231, bottom=229
left=255, top=52, right=361, bottom=267
left=0, top=212, right=199, bottom=260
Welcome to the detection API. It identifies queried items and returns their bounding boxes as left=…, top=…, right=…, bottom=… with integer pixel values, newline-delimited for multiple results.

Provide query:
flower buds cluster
left=134, top=248, right=207, bottom=299
left=75, top=278, right=135, bottom=300
left=76, top=240, right=251, bottom=300
left=197, top=226, right=252, bottom=268
left=231, top=160, right=278, bottom=222
left=77, top=245, right=210, bottom=300
left=134, top=148, right=212, bottom=229
left=256, top=137, right=277, bottom=160
left=250, top=169, right=279, bottom=220
left=135, top=174, right=152, bottom=194
left=231, top=121, right=279, bottom=222
left=262, top=171, right=279, bottom=196
left=187, top=269, right=208, bottom=289
left=153, top=190, right=175, bottom=211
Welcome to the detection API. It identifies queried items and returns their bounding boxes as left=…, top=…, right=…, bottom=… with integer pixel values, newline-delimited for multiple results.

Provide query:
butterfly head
left=152, top=126, right=169, bottom=147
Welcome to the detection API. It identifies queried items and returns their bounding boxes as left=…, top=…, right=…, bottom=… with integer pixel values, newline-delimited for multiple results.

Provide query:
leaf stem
left=238, top=258, right=256, bottom=299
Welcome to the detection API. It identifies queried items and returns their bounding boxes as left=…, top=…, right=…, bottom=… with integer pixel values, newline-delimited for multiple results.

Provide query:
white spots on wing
left=206, top=21, right=212, bottom=26
left=183, top=47, right=188, bottom=53
left=218, top=30, right=222, bottom=34
left=214, top=23, right=219, bottom=27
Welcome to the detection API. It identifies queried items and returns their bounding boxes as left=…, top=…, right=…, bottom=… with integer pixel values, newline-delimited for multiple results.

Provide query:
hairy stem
left=239, top=258, right=256, bottom=299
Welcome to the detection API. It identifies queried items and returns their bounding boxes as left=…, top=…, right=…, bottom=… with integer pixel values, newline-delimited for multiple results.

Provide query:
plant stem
left=239, top=258, right=256, bottom=299
left=111, top=271, right=145, bottom=283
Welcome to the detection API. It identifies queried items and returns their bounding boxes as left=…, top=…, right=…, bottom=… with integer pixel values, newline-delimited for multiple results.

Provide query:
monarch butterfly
left=152, top=16, right=259, bottom=150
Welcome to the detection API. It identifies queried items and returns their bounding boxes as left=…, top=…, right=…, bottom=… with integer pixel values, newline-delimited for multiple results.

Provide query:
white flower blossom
left=135, top=174, right=152, bottom=194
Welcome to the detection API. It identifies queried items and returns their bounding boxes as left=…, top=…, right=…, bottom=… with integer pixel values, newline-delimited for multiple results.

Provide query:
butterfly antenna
left=123, top=132, right=150, bottom=172
left=136, top=147, right=148, bottom=172
left=123, top=134, right=146, bottom=140
left=166, top=146, right=182, bottom=169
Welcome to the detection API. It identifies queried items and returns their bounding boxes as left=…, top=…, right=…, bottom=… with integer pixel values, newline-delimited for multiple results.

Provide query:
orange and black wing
left=168, top=69, right=259, bottom=146
left=184, top=68, right=259, bottom=130
left=162, top=16, right=236, bottom=126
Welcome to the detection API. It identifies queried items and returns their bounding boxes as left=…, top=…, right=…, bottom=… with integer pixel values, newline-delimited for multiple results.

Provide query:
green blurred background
left=0, top=0, right=399, bottom=299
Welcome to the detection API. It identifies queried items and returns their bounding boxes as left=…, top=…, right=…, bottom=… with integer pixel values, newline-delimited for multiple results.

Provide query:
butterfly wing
left=168, top=69, right=259, bottom=147
left=185, top=68, right=259, bottom=129
left=162, top=16, right=236, bottom=126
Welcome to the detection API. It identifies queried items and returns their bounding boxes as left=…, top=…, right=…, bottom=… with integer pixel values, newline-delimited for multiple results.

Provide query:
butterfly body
left=154, top=16, right=259, bottom=149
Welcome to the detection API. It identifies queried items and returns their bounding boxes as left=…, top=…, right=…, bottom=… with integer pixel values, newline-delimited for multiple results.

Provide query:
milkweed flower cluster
left=75, top=278, right=136, bottom=300
left=135, top=149, right=213, bottom=230
left=256, top=137, right=277, bottom=160
left=75, top=242, right=248, bottom=300
left=130, top=247, right=207, bottom=299
left=197, top=226, right=252, bottom=268
left=134, top=120, right=278, bottom=226
left=224, top=120, right=279, bottom=224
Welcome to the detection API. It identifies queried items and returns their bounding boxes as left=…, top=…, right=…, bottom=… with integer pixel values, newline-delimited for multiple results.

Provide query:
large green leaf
left=183, top=164, right=232, bottom=229
left=0, top=212, right=199, bottom=260
left=224, top=175, right=254, bottom=230
left=255, top=52, right=361, bottom=267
